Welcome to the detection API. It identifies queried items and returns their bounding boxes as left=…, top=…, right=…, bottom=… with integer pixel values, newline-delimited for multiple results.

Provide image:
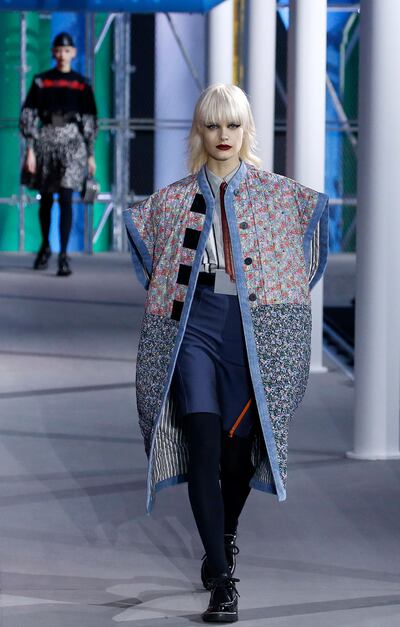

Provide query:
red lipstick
left=216, top=144, right=231, bottom=151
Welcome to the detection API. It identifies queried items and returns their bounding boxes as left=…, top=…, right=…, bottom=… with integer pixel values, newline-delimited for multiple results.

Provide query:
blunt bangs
left=197, top=86, right=248, bottom=128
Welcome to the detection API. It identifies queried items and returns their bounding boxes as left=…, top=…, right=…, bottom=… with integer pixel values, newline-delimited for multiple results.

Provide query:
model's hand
left=25, top=148, right=36, bottom=174
left=88, top=156, right=96, bottom=177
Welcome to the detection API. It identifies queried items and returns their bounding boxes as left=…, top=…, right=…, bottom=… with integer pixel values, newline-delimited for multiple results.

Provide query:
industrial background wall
left=0, top=2, right=360, bottom=254
left=129, top=14, right=155, bottom=197
left=0, top=13, right=49, bottom=252
left=0, top=11, right=113, bottom=253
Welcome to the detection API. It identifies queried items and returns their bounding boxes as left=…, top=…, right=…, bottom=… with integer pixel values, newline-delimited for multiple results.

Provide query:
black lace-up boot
left=57, top=253, right=72, bottom=277
left=202, top=574, right=239, bottom=623
left=33, top=245, right=51, bottom=270
left=201, top=533, right=239, bottom=591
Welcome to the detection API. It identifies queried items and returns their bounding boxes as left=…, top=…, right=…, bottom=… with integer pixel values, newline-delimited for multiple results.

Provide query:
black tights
left=39, top=188, right=73, bottom=255
left=221, top=430, right=254, bottom=535
left=186, top=412, right=254, bottom=577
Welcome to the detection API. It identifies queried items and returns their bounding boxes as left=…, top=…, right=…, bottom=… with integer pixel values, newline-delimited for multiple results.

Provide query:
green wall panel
left=0, top=14, right=26, bottom=250
left=0, top=13, right=113, bottom=253
left=0, top=13, right=52, bottom=251
left=24, top=14, right=48, bottom=253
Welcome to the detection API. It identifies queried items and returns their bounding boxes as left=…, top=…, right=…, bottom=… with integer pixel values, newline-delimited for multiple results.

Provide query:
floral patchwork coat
left=124, top=162, right=329, bottom=512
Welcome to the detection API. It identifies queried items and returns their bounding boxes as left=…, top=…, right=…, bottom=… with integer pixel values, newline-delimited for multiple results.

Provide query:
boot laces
left=224, top=535, right=240, bottom=556
left=201, top=536, right=239, bottom=564
left=208, top=575, right=240, bottom=597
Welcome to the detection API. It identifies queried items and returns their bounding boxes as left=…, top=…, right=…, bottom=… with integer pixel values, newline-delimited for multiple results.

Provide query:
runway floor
left=0, top=252, right=399, bottom=626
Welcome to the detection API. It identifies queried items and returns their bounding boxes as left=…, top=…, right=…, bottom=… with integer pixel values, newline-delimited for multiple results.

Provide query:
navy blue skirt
left=173, top=284, right=256, bottom=437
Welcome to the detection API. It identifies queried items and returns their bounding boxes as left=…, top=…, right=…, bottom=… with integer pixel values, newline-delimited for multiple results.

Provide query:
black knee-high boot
left=57, top=187, right=73, bottom=276
left=39, top=192, right=53, bottom=248
left=220, top=430, right=255, bottom=535
left=33, top=192, right=53, bottom=269
left=186, top=412, right=229, bottom=577
left=59, top=187, right=73, bottom=255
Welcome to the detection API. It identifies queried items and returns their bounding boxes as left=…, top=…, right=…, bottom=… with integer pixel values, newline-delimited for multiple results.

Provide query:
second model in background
left=19, top=31, right=98, bottom=276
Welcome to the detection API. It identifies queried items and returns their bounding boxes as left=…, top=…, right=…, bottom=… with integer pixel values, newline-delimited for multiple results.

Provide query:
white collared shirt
left=202, top=164, right=240, bottom=273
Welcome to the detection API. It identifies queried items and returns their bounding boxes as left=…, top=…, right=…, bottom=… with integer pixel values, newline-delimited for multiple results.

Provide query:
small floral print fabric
left=124, top=163, right=329, bottom=510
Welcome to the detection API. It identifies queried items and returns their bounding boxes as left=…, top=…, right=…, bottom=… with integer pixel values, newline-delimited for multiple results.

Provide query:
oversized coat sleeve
left=293, top=181, right=329, bottom=290
left=80, top=81, right=98, bottom=157
left=123, top=194, right=159, bottom=290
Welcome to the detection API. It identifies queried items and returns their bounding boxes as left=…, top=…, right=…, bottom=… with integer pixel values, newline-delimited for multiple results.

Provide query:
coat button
left=234, top=189, right=240, bottom=196
left=249, top=293, right=257, bottom=302
left=240, top=221, right=249, bottom=229
left=244, top=257, right=252, bottom=265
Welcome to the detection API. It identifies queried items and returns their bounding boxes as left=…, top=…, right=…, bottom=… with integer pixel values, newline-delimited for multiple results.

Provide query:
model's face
left=52, top=46, right=76, bottom=71
left=201, top=120, right=244, bottom=168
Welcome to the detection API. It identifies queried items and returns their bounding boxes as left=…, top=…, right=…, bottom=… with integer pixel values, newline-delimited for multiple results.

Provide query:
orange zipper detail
left=228, top=399, right=252, bottom=438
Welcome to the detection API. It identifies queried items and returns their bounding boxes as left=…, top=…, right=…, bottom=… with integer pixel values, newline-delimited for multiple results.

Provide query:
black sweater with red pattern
left=20, top=68, right=98, bottom=155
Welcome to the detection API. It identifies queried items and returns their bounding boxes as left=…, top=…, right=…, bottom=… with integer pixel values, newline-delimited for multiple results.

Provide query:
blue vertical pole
left=325, top=11, right=349, bottom=252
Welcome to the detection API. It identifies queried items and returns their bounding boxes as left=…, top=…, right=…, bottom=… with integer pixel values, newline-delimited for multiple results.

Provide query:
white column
left=208, top=0, right=234, bottom=84
left=154, top=13, right=206, bottom=189
left=347, top=0, right=400, bottom=460
left=246, top=0, right=276, bottom=171
left=286, top=0, right=327, bottom=373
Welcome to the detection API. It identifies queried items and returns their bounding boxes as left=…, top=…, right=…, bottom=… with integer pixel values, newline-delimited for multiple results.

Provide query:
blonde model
left=124, top=84, right=329, bottom=623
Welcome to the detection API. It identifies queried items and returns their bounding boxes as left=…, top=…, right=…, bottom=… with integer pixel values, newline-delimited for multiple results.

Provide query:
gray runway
left=0, top=252, right=399, bottom=626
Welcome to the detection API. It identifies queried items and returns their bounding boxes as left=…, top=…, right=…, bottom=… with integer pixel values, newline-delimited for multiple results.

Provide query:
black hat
left=52, top=32, right=75, bottom=48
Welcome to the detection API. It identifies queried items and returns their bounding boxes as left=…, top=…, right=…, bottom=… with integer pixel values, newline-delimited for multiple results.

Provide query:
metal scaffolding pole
left=94, top=13, right=116, bottom=54
left=112, top=13, right=131, bottom=252
left=164, top=13, right=203, bottom=92
left=18, top=12, right=27, bottom=252
left=84, top=13, right=95, bottom=254
left=85, top=13, right=95, bottom=82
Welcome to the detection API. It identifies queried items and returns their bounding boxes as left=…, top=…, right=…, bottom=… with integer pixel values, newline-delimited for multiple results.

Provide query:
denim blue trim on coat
left=202, top=163, right=286, bottom=502
left=304, top=192, right=329, bottom=290
left=123, top=208, right=153, bottom=290
left=154, top=474, right=188, bottom=494
left=249, top=479, right=277, bottom=495
left=145, top=178, right=216, bottom=513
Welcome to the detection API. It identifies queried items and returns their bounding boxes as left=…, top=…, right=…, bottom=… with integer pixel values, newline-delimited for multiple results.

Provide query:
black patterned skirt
left=32, top=123, right=87, bottom=193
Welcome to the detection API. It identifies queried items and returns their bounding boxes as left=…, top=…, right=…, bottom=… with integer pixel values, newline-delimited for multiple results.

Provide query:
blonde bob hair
left=188, top=83, right=261, bottom=174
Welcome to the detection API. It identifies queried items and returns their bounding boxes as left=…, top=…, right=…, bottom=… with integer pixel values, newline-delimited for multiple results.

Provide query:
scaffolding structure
left=0, top=11, right=143, bottom=254
left=1, top=11, right=204, bottom=253
left=0, top=3, right=360, bottom=254
left=112, top=13, right=131, bottom=253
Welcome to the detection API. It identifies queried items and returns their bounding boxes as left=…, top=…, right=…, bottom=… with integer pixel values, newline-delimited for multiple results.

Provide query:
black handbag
left=81, top=176, right=100, bottom=203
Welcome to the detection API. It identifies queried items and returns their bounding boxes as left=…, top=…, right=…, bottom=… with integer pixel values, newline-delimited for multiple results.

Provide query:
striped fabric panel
left=253, top=459, right=274, bottom=487
left=150, top=394, right=273, bottom=499
left=151, top=393, right=189, bottom=498
left=251, top=431, right=274, bottom=487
